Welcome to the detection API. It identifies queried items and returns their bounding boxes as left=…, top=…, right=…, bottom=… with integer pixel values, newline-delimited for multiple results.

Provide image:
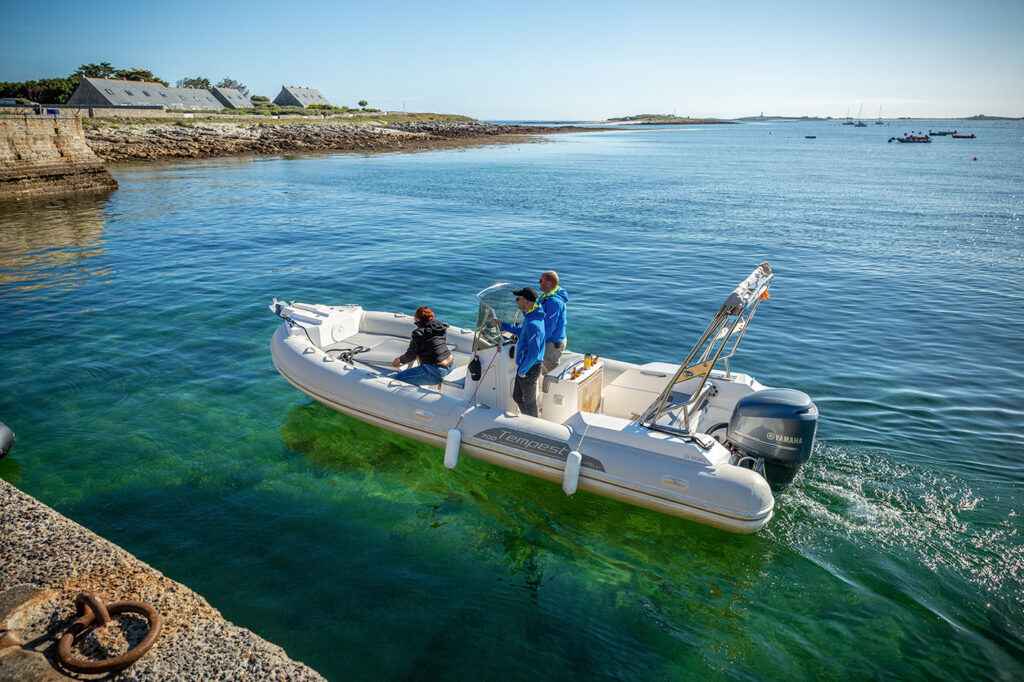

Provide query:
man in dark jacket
left=392, top=307, right=453, bottom=386
left=537, top=270, right=569, bottom=375
left=494, top=287, right=546, bottom=417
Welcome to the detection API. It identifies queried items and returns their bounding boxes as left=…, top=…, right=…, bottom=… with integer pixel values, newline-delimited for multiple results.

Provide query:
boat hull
left=270, top=319, right=776, bottom=534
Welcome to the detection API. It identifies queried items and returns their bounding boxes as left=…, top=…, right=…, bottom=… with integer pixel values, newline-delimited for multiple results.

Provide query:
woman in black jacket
left=391, top=306, right=454, bottom=386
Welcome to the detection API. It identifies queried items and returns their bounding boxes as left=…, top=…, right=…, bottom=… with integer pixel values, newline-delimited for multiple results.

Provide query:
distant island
left=736, top=115, right=831, bottom=121
left=965, top=114, right=1023, bottom=120
left=604, top=114, right=735, bottom=125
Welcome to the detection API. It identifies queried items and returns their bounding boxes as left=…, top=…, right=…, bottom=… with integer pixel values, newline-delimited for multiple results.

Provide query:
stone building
left=211, top=87, right=251, bottom=109
left=66, top=78, right=224, bottom=111
left=273, top=86, right=330, bottom=108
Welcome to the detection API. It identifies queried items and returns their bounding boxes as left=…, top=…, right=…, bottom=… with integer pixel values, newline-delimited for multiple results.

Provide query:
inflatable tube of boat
left=0, top=422, right=14, bottom=459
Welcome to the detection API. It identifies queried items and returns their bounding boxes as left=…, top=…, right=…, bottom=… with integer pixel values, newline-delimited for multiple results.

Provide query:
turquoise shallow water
left=1, top=121, right=1022, bottom=679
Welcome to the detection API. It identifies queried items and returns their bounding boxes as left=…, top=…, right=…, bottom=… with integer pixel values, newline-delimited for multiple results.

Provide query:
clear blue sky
left=3, top=0, right=1022, bottom=119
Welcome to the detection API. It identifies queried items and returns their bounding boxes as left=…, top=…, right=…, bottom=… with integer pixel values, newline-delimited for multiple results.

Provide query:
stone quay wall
left=0, top=479, right=326, bottom=681
left=0, top=116, right=118, bottom=200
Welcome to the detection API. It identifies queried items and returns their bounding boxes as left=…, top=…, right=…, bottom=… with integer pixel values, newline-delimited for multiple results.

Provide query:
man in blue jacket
left=537, top=270, right=569, bottom=375
left=494, top=287, right=546, bottom=418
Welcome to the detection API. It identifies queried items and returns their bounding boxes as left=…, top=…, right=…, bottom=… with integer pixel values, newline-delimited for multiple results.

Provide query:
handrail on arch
left=636, top=262, right=774, bottom=435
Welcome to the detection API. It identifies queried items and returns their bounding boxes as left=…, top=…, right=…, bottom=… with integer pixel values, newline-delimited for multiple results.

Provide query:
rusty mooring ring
left=55, top=592, right=163, bottom=674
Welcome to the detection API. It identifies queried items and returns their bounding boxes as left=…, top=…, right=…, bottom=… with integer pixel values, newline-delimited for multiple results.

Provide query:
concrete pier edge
left=0, top=478, right=326, bottom=681
left=0, top=115, right=118, bottom=200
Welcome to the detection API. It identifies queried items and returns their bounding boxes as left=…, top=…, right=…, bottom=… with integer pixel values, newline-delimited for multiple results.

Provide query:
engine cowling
left=727, top=389, right=817, bottom=488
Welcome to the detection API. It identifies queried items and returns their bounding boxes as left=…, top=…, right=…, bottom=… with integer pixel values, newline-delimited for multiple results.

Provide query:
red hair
left=415, top=306, right=435, bottom=323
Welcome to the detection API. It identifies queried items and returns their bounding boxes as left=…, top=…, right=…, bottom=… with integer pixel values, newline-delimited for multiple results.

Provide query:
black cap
left=512, top=287, right=538, bottom=303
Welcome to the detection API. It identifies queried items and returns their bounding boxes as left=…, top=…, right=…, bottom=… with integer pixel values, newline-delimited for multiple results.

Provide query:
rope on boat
left=273, top=303, right=319, bottom=351
left=326, top=345, right=370, bottom=363
left=454, top=343, right=502, bottom=430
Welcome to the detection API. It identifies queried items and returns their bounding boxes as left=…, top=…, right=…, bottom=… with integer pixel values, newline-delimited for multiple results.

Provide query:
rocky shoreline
left=84, top=120, right=595, bottom=162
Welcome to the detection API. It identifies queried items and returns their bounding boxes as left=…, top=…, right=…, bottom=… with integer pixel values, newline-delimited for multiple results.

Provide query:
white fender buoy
left=563, top=450, right=583, bottom=495
left=444, top=429, right=461, bottom=470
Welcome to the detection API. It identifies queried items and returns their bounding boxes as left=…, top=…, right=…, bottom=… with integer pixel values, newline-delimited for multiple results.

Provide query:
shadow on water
left=280, top=400, right=770, bottom=554
left=0, top=455, right=21, bottom=486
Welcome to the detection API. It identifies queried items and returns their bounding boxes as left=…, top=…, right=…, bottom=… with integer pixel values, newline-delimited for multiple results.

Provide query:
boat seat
left=328, top=333, right=409, bottom=365
left=442, top=362, right=467, bottom=389
left=602, top=363, right=707, bottom=421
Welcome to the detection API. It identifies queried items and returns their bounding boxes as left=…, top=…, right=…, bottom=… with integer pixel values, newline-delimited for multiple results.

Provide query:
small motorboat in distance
left=269, top=264, right=819, bottom=534
left=952, top=133, right=975, bottom=139
left=895, top=135, right=932, bottom=143
left=929, top=130, right=956, bottom=136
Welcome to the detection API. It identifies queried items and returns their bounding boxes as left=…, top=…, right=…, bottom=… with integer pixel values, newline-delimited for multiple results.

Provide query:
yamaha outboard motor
left=727, top=389, right=817, bottom=489
left=0, top=421, right=14, bottom=460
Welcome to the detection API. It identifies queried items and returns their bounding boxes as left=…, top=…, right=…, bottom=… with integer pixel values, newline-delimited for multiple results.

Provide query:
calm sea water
left=1, top=121, right=1022, bottom=680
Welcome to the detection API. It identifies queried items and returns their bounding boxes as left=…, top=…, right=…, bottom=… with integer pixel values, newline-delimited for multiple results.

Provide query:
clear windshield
left=473, top=283, right=521, bottom=351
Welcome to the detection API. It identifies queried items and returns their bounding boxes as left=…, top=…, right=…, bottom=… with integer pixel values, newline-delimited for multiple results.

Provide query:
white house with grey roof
left=66, top=78, right=224, bottom=111
left=273, top=86, right=330, bottom=108
left=211, top=87, right=250, bottom=109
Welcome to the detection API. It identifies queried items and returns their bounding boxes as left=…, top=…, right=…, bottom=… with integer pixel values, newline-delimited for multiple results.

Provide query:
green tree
left=176, top=77, right=211, bottom=90
left=72, top=63, right=167, bottom=86
left=117, top=68, right=168, bottom=86
left=0, top=78, right=76, bottom=104
left=358, top=100, right=368, bottom=109
left=250, top=95, right=270, bottom=103
left=35, top=78, right=76, bottom=103
left=215, top=77, right=249, bottom=97
left=0, top=82, right=26, bottom=99
left=74, top=62, right=117, bottom=79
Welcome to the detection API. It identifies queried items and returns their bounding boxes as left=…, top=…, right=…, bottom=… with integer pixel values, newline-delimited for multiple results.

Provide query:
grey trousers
left=542, top=339, right=566, bottom=375
left=513, top=364, right=542, bottom=417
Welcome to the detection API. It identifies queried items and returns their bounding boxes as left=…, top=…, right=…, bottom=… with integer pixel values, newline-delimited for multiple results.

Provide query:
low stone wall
left=0, top=479, right=325, bottom=681
left=0, top=115, right=118, bottom=200
left=64, top=106, right=175, bottom=119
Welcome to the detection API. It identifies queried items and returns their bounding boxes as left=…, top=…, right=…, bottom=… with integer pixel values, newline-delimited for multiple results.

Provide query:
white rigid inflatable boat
left=269, top=263, right=818, bottom=534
